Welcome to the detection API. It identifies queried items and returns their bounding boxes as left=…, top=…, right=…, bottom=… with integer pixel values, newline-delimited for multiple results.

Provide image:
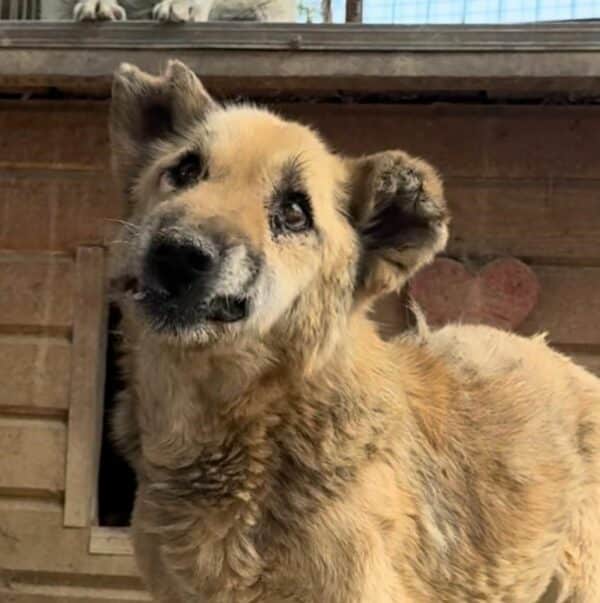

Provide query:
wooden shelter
left=0, top=21, right=599, bottom=601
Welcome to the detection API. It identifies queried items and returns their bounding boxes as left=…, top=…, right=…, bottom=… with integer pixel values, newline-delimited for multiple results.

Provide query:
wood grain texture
left=64, top=247, right=108, bottom=528
left=446, top=178, right=600, bottom=262
left=277, top=104, right=600, bottom=179
left=0, top=255, right=74, bottom=328
left=0, top=592, right=149, bottom=603
left=0, top=417, right=66, bottom=493
left=0, top=336, right=71, bottom=412
left=0, top=175, right=121, bottom=253
left=520, top=266, right=600, bottom=345
left=571, top=353, right=600, bottom=377
left=0, top=102, right=109, bottom=169
left=90, top=527, right=135, bottom=556
left=0, top=501, right=139, bottom=577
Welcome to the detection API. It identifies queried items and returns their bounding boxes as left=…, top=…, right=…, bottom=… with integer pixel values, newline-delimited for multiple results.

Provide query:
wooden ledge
left=2, top=22, right=600, bottom=96
left=89, top=526, right=134, bottom=556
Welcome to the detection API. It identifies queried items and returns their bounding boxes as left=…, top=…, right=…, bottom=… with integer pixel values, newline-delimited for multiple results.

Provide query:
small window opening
left=98, top=304, right=136, bottom=527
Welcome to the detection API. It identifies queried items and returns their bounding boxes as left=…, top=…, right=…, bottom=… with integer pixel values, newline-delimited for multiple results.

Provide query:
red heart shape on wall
left=408, top=258, right=540, bottom=331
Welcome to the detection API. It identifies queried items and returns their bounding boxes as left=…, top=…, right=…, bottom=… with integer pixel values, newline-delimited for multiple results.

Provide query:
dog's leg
left=131, top=498, right=187, bottom=603
left=73, top=0, right=126, bottom=20
left=152, top=0, right=213, bottom=21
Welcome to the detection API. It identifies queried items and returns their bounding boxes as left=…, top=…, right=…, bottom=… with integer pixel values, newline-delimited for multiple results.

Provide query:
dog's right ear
left=110, top=60, right=216, bottom=196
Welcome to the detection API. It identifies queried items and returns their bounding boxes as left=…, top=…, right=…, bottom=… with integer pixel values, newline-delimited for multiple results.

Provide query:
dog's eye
left=163, top=152, right=206, bottom=190
left=282, top=200, right=310, bottom=232
left=271, top=191, right=313, bottom=236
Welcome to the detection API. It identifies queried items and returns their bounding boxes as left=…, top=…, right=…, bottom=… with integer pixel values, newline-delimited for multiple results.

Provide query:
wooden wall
left=0, top=103, right=144, bottom=601
left=0, top=98, right=598, bottom=599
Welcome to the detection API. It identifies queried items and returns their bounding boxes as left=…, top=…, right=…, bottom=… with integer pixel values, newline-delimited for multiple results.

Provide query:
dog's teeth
left=133, top=291, right=147, bottom=301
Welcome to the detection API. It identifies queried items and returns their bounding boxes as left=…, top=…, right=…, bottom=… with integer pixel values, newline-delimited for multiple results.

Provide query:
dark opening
left=98, top=304, right=136, bottom=527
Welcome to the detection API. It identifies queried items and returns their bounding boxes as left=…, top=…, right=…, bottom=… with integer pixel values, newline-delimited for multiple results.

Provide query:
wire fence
left=2, top=0, right=600, bottom=23
left=300, top=0, right=600, bottom=23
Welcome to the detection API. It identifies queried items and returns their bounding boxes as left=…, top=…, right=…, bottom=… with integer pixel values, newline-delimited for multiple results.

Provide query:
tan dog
left=108, top=60, right=600, bottom=602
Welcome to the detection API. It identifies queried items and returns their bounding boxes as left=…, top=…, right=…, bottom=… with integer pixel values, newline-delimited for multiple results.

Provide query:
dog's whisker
left=105, top=218, right=141, bottom=231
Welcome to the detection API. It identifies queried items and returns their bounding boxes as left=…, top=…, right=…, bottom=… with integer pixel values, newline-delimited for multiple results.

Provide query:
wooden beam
left=345, top=0, right=361, bottom=23
left=321, top=0, right=332, bottom=23
left=64, top=247, right=107, bottom=528
left=4, top=23, right=600, bottom=95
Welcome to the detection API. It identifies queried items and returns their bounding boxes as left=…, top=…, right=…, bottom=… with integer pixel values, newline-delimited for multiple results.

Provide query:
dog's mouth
left=115, top=276, right=249, bottom=325
left=204, top=295, right=249, bottom=323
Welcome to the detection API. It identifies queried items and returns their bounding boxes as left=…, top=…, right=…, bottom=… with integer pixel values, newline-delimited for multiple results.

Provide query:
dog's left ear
left=346, top=150, right=450, bottom=303
left=110, top=60, right=216, bottom=195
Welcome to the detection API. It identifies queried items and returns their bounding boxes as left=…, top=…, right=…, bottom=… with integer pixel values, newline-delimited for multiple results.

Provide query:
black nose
left=145, top=240, right=214, bottom=297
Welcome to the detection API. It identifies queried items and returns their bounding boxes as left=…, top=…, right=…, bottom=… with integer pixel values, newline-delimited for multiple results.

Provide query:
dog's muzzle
left=133, top=230, right=253, bottom=330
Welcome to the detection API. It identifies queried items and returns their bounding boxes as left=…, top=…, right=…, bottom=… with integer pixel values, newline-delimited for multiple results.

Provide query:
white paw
left=152, top=0, right=211, bottom=22
left=73, top=0, right=126, bottom=20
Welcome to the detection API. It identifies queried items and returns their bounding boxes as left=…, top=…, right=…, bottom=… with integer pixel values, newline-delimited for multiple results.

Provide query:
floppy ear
left=347, top=150, right=449, bottom=303
left=110, top=60, right=216, bottom=196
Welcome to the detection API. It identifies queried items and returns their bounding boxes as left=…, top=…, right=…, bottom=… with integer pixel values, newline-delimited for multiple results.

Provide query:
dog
left=63, top=0, right=295, bottom=22
left=108, top=60, right=600, bottom=602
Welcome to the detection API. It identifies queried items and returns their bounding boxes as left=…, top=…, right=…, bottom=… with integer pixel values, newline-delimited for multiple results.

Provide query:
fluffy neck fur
left=119, top=308, right=406, bottom=600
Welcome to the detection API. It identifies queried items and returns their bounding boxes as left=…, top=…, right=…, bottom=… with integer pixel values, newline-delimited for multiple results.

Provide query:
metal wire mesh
left=1, top=0, right=599, bottom=23
left=300, top=0, right=600, bottom=23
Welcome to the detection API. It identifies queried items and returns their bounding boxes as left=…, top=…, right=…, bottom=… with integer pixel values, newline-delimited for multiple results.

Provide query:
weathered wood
left=0, top=102, right=109, bottom=169
left=446, top=178, right=600, bottom=262
left=0, top=336, right=71, bottom=412
left=345, top=0, right=361, bottom=23
left=0, top=255, right=74, bottom=328
left=0, top=417, right=66, bottom=493
left=90, top=527, right=135, bottom=556
left=0, top=501, right=139, bottom=576
left=571, top=353, right=600, bottom=377
left=0, top=174, right=121, bottom=253
left=403, top=265, right=600, bottom=345
left=519, top=266, right=600, bottom=345
left=5, top=23, right=600, bottom=97
left=64, top=247, right=108, bottom=528
left=278, top=104, right=600, bottom=180
left=0, top=592, right=149, bottom=603
left=321, top=0, right=332, bottom=23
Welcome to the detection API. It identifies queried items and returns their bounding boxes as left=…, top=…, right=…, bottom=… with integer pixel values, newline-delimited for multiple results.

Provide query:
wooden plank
left=7, top=25, right=600, bottom=97
left=0, top=255, right=74, bottom=328
left=0, top=336, right=71, bottom=411
left=446, top=178, right=600, bottom=262
left=0, top=592, right=149, bottom=603
left=0, top=175, right=121, bottom=253
left=0, top=501, right=139, bottom=577
left=277, top=104, right=600, bottom=180
left=571, top=353, right=600, bottom=377
left=0, top=102, right=109, bottom=169
left=90, top=527, right=135, bottom=556
left=1, top=578, right=149, bottom=603
left=64, top=247, right=108, bottom=528
left=520, top=266, right=600, bottom=345
left=0, top=417, right=66, bottom=493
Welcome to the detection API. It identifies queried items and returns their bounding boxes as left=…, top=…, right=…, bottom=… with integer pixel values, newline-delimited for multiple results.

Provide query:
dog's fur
left=63, top=0, right=295, bottom=22
left=108, top=60, right=600, bottom=602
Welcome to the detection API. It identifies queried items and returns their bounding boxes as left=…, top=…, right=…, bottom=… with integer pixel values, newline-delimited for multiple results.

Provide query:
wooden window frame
left=62, top=246, right=133, bottom=556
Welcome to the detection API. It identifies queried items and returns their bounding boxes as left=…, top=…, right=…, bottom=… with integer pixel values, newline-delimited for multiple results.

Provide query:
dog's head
left=110, top=61, right=447, bottom=353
